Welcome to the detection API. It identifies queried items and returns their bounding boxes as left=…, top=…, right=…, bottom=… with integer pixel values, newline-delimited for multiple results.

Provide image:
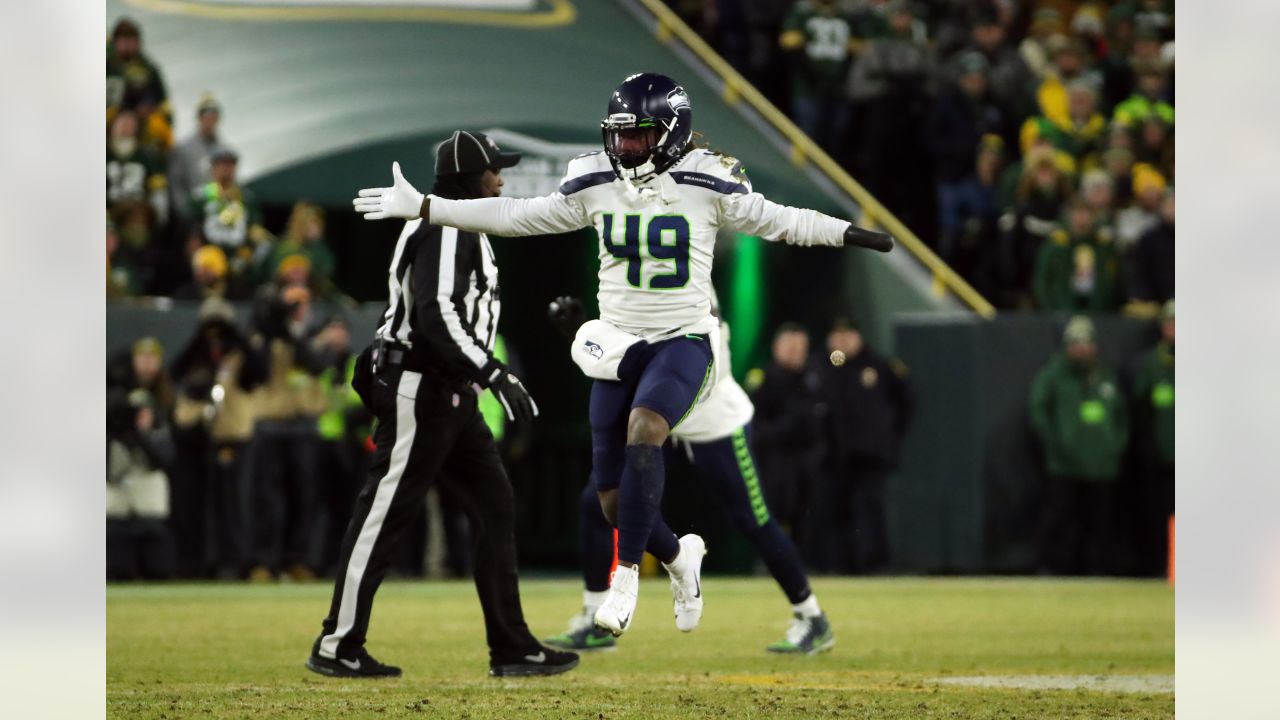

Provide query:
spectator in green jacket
left=1030, top=316, right=1129, bottom=575
left=1127, top=299, right=1174, bottom=575
left=1112, top=62, right=1173, bottom=129
left=1032, top=198, right=1123, bottom=313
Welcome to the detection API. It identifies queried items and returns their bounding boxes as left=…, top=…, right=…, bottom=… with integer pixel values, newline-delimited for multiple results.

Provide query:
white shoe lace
left=784, top=615, right=812, bottom=646
left=670, top=575, right=689, bottom=606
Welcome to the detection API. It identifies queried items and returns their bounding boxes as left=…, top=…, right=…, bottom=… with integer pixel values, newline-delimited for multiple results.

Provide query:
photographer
left=170, top=297, right=267, bottom=578
left=246, top=259, right=332, bottom=581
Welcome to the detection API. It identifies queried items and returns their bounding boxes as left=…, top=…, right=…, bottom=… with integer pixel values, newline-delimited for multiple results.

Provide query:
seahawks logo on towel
left=584, top=340, right=604, bottom=359
left=667, top=87, right=690, bottom=113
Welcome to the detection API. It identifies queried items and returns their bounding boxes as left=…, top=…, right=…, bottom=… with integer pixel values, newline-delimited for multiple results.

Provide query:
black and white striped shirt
left=376, top=219, right=505, bottom=386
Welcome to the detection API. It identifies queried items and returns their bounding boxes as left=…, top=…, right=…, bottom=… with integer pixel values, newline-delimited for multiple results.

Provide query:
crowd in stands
left=105, top=5, right=1173, bottom=580
left=671, top=0, right=1174, bottom=314
left=106, top=18, right=343, bottom=307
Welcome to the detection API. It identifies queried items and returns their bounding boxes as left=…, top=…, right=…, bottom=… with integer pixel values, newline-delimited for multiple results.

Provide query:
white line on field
left=930, top=674, right=1174, bottom=694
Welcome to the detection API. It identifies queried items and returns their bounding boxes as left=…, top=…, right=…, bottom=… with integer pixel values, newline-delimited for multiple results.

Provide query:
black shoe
left=489, top=646, right=579, bottom=677
left=306, top=645, right=402, bottom=678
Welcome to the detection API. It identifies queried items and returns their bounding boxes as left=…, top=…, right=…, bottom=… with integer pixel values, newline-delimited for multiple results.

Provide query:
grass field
left=107, top=577, right=1173, bottom=719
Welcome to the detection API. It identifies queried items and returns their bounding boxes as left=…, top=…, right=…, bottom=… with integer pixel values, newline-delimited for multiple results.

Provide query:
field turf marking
left=931, top=674, right=1174, bottom=694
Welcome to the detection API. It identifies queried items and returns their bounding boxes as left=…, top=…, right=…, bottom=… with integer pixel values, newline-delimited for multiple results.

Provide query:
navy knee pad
left=616, top=444, right=665, bottom=564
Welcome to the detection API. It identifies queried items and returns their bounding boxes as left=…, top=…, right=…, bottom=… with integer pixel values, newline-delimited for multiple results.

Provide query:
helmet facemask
left=602, top=114, right=669, bottom=182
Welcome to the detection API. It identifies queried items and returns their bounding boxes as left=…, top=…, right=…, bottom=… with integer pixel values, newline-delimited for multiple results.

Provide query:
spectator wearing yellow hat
left=1032, top=34, right=1101, bottom=134
left=996, top=144, right=1074, bottom=308
left=1115, top=163, right=1166, bottom=250
left=173, top=244, right=249, bottom=301
left=1019, top=79, right=1107, bottom=167
left=254, top=201, right=338, bottom=298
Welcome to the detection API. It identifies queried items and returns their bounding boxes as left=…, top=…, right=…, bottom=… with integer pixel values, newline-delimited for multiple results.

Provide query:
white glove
left=352, top=161, right=425, bottom=221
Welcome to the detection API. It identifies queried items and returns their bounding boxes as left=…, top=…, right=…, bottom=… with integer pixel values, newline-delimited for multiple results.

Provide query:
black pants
left=207, top=441, right=250, bottom=576
left=250, top=419, right=318, bottom=572
left=317, top=439, right=363, bottom=576
left=814, top=454, right=892, bottom=574
left=106, top=517, right=176, bottom=580
left=1131, top=461, right=1174, bottom=576
left=316, top=367, right=539, bottom=662
left=1039, top=475, right=1118, bottom=575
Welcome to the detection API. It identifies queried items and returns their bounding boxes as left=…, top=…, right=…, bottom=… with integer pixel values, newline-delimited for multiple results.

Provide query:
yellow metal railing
left=636, top=0, right=996, bottom=318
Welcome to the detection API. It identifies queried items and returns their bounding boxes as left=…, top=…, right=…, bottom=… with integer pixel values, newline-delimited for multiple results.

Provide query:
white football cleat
left=593, top=564, right=640, bottom=637
left=665, top=534, right=707, bottom=632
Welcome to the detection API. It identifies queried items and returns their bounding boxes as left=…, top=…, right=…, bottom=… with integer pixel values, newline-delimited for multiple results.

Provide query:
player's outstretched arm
left=723, top=192, right=893, bottom=253
left=353, top=162, right=588, bottom=237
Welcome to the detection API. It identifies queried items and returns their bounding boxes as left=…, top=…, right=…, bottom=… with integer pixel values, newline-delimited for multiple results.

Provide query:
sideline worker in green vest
left=1029, top=315, right=1129, bottom=575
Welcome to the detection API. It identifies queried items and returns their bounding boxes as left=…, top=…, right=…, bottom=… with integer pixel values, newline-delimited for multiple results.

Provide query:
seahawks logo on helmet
left=667, top=87, right=690, bottom=113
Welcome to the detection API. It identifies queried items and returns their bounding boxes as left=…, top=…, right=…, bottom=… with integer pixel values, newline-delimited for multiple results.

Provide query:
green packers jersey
left=191, top=183, right=262, bottom=248
left=783, top=1, right=855, bottom=97
left=107, top=146, right=166, bottom=207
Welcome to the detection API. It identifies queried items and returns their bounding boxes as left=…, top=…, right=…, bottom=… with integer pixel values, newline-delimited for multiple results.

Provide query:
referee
left=306, top=131, right=578, bottom=678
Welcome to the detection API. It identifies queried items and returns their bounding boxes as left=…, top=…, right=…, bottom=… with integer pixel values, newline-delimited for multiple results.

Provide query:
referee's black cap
left=435, top=131, right=521, bottom=176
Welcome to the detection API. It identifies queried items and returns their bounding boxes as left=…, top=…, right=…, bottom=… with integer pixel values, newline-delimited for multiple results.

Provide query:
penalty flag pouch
left=571, top=319, right=647, bottom=381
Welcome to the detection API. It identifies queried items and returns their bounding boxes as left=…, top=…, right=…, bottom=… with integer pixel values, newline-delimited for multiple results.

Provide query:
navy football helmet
left=601, top=72, right=693, bottom=182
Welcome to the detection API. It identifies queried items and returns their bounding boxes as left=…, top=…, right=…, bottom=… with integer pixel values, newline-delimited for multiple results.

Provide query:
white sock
left=583, top=590, right=607, bottom=616
left=662, top=545, right=688, bottom=576
left=792, top=594, right=821, bottom=619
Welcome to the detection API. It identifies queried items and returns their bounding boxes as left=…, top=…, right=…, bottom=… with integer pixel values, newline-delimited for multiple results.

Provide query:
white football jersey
left=670, top=320, right=754, bottom=444
left=429, top=148, right=849, bottom=340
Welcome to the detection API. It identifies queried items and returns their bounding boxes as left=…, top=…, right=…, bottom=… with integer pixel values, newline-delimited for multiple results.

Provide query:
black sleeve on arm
left=409, top=227, right=507, bottom=386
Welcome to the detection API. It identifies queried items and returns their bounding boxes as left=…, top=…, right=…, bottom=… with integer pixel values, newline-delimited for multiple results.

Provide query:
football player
left=353, top=72, right=892, bottom=637
left=541, top=295, right=834, bottom=654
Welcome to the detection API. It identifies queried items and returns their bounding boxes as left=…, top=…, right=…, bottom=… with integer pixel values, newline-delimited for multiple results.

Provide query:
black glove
left=491, top=370, right=539, bottom=423
left=843, top=224, right=895, bottom=253
left=547, top=296, right=585, bottom=339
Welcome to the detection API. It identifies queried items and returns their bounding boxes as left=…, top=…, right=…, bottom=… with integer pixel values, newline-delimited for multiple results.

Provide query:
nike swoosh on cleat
left=618, top=612, right=631, bottom=629
left=524, top=652, right=546, bottom=663
left=339, top=658, right=361, bottom=671
left=693, top=576, right=701, bottom=599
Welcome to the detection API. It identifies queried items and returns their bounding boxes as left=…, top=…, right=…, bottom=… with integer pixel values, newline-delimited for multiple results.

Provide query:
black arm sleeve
left=408, top=228, right=506, bottom=386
